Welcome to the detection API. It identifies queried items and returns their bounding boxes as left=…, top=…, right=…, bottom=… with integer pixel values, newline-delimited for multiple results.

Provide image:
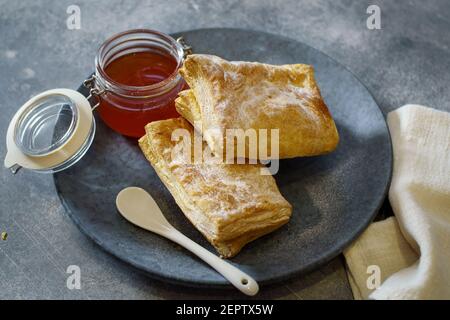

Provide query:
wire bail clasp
left=83, top=75, right=105, bottom=111
left=176, top=36, right=193, bottom=59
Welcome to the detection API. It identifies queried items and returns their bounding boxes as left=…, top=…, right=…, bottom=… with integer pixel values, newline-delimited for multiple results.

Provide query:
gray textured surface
left=1, top=0, right=449, bottom=300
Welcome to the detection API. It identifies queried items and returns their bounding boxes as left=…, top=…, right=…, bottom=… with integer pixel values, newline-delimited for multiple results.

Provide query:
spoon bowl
left=116, top=186, right=172, bottom=234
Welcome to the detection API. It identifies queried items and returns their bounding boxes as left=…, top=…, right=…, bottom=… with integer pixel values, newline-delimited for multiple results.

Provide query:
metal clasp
left=9, top=164, right=21, bottom=174
left=176, top=36, right=193, bottom=59
left=83, top=75, right=105, bottom=111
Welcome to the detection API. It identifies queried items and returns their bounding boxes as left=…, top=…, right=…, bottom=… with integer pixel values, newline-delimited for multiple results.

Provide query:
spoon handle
left=164, top=228, right=259, bottom=296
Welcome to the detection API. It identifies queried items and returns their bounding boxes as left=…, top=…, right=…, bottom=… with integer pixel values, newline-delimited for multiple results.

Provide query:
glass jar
left=5, top=29, right=191, bottom=174
left=92, top=29, right=187, bottom=138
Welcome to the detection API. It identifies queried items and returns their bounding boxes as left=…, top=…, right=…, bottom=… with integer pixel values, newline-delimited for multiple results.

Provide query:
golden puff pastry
left=175, top=89, right=201, bottom=127
left=178, top=54, right=339, bottom=159
left=138, top=118, right=292, bottom=258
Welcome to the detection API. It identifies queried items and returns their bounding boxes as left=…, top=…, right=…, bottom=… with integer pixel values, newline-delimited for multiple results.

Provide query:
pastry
left=139, top=118, right=292, bottom=258
left=175, top=89, right=201, bottom=127
left=177, top=54, right=339, bottom=159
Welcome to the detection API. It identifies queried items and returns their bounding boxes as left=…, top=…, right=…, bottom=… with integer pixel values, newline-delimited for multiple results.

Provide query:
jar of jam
left=90, top=29, right=189, bottom=138
left=4, top=29, right=191, bottom=174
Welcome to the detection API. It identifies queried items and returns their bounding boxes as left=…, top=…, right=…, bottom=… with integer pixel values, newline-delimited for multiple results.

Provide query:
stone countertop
left=0, top=0, right=449, bottom=299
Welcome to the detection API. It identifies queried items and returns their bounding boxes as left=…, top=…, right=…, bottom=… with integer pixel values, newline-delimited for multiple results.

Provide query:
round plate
left=54, top=28, right=392, bottom=287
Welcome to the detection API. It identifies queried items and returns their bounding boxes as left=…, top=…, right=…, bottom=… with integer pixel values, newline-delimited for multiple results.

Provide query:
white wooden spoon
left=116, top=186, right=259, bottom=296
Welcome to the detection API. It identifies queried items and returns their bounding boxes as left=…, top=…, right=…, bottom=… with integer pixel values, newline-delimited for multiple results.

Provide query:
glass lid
left=5, top=89, right=95, bottom=173
left=14, top=94, right=78, bottom=157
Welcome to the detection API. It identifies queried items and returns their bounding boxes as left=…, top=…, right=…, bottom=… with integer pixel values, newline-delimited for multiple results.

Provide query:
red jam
left=97, top=51, right=184, bottom=138
left=104, top=52, right=177, bottom=87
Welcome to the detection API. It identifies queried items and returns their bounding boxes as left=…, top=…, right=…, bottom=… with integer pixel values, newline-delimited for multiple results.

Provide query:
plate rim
left=54, top=27, right=393, bottom=289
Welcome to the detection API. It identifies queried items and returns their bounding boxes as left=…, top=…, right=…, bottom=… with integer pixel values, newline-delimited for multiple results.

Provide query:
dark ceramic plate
left=54, top=28, right=392, bottom=288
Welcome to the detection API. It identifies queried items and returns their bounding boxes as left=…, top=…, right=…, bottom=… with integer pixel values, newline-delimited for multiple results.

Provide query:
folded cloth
left=344, top=217, right=419, bottom=299
left=344, top=104, right=450, bottom=300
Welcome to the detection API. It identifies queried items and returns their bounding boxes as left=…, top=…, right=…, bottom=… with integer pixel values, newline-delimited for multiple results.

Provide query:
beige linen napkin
left=344, top=104, right=450, bottom=300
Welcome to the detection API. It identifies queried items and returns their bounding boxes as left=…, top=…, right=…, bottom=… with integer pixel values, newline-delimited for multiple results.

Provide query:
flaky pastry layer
left=177, top=54, right=339, bottom=159
left=139, top=118, right=292, bottom=258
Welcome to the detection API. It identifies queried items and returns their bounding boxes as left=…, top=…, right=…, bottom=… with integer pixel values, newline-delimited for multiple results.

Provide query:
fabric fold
left=344, top=104, right=450, bottom=299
